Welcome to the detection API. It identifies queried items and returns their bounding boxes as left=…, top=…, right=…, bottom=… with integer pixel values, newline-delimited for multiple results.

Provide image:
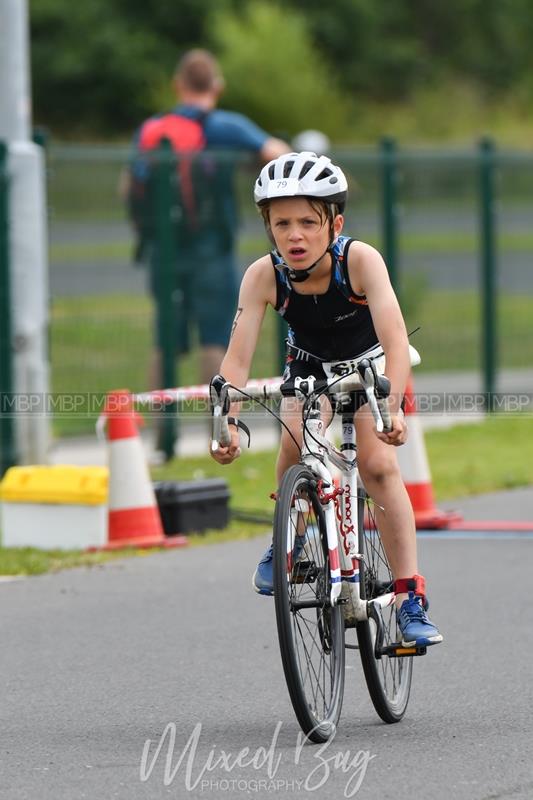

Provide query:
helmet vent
left=283, top=161, right=295, bottom=178
left=299, top=161, right=315, bottom=178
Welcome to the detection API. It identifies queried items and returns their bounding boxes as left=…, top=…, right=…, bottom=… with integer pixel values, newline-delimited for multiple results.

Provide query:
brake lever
left=356, top=359, right=392, bottom=434
left=209, top=374, right=231, bottom=450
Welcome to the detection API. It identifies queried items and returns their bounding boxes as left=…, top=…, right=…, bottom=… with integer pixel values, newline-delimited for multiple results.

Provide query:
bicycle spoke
left=356, top=491, right=412, bottom=722
left=292, top=613, right=330, bottom=713
left=294, top=621, right=328, bottom=715
left=292, top=605, right=334, bottom=713
left=295, top=611, right=333, bottom=682
left=274, top=467, right=345, bottom=742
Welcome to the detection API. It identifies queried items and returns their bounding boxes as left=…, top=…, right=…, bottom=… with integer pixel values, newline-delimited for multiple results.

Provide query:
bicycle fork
left=305, top=413, right=373, bottom=615
left=337, top=417, right=427, bottom=657
left=337, top=415, right=374, bottom=623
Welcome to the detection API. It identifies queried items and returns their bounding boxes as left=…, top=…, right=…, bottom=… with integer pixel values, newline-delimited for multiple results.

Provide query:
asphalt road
left=1, top=524, right=533, bottom=800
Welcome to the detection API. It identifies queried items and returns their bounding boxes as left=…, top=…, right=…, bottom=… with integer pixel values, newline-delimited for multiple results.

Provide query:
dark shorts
left=150, top=234, right=239, bottom=353
left=282, top=356, right=368, bottom=415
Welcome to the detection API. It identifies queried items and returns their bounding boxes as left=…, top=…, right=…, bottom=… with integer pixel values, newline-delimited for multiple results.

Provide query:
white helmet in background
left=254, top=151, right=347, bottom=211
left=292, top=129, right=331, bottom=155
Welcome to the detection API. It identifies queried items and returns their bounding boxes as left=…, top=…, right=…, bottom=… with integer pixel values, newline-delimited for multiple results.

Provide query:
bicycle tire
left=356, top=490, right=413, bottom=723
left=273, top=464, right=345, bottom=743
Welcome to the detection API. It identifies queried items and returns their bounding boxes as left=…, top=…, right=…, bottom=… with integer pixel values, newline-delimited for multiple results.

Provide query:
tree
left=29, top=0, right=236, bottom=136
left=211, top=2, right=351, bottom=139
left=28, top=0, right=533, bottom=138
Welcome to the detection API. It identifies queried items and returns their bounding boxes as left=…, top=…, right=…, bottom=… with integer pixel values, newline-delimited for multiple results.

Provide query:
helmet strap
left=284, top=247, right=329, bottom=282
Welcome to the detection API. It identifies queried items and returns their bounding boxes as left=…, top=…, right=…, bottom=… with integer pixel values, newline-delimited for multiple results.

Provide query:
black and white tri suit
left=272, top=235, right=381, bottom=411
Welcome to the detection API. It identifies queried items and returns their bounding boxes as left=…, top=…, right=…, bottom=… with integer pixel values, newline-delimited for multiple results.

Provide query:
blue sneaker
left=397, top=592, right=443, bottom=647
left=252, top=538, right=306, bottom=596
left=252, top=544, right=274, bottom=595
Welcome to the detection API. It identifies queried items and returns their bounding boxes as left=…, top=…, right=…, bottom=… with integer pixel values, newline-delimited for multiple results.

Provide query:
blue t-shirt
left=175, top=104, right=269, bottom=152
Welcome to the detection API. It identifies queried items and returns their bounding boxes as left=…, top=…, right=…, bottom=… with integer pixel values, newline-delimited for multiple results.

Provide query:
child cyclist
left=210, top=152, right=442, bottom=648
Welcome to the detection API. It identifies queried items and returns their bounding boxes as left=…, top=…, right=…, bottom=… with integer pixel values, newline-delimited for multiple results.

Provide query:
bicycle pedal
left=291, top=560, right=318, bottom=584
left=380, top=643, right=427, bottom=657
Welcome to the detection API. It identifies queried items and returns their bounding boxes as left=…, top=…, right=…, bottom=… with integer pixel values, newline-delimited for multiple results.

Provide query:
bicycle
left=208, top=344, right=427, bottom=743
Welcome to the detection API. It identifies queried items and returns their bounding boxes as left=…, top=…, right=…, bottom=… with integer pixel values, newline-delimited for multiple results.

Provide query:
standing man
left=126, top=49, right=289, bottom=398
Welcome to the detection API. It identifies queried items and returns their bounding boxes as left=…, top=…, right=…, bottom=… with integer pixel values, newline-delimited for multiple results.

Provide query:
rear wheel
left=356, top=490, right=413, bottom=723
left=273, top=465, right=345, bottom=743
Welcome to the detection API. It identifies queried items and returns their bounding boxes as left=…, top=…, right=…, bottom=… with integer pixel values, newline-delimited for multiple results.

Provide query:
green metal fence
left=42, top=141, right=533, bottom=444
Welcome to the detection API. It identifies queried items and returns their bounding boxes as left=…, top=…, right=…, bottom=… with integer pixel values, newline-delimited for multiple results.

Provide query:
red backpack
left=128, top=110, right=234, bottom=261
left=138, top=112, right=206, bottom=230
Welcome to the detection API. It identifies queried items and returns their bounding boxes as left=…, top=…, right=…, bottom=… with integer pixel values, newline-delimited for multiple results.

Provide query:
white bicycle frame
left=295, top=379, right=389, bottom=621
left=134, top=345, right=421, bottom=624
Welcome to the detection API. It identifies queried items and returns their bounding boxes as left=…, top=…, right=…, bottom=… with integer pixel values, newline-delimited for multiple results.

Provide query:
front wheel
left=273, top=465, right=345, bottom=743
left=356, top=490, right=413, bottom=723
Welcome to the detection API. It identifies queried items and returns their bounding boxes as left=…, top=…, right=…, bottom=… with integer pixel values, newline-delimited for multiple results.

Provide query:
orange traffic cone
left=397, top=377, right=462, bottom=529
left=102, top=390, right=187, bottom=550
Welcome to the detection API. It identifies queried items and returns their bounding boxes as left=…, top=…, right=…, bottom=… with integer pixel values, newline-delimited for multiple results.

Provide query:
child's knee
left=358, top=450, right=399, bottom=486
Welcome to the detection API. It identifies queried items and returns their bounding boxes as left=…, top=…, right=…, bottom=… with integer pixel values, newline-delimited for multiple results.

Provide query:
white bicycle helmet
left=254, top=151, right=347, bottom=211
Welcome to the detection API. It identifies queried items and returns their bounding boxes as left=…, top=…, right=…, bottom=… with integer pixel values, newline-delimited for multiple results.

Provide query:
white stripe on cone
left=396, top=414, right=432, bottom=484
left=108, top=438, right=157, bottom=510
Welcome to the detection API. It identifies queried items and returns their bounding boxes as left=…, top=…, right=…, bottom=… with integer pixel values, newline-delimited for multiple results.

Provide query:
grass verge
left=152, top=413, right=533, bottom=506
left=426, top=414, right=533, bottom=499
left=0, top=546, right=147, bottom=576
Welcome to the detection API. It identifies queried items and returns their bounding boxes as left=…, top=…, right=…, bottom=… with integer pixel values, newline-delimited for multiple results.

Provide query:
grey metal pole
left=0, top=0, right=32, bottom=141
left=0, top=0, right=50, bottom=463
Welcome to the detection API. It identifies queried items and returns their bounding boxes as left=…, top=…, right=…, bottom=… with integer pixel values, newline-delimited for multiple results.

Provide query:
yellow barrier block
left=0, top=466, right=109, bottom=550
left=0, top=465, right=108, bottom=505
